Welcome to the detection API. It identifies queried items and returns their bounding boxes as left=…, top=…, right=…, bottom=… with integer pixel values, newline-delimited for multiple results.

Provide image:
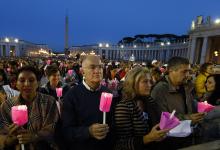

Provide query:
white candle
left=103, top=112, right=106, bottom=124
left=169, top=110, right=176, bottom=119
left=21, top=144, right=25, bottom=150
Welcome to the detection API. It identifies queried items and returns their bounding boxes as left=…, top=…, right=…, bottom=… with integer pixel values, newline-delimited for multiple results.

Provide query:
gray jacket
left=151, top=76, right=196, bottom=120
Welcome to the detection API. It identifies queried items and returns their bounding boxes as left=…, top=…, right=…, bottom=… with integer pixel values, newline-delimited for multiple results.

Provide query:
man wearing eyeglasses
left=62, top=55, right=114, bottom=150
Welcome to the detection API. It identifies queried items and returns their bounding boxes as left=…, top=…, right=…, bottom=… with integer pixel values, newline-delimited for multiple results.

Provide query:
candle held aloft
left=99, top=92, right=113, bottom=124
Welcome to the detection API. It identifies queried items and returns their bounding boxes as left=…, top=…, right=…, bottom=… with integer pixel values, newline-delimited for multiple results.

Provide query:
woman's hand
left=4, top=124, right=20, bottom=147
left=4, top=135, right=18, bottom=146
left=143, top=124, right=169, bottom=144
left=8, top=124, right=20, bottom=135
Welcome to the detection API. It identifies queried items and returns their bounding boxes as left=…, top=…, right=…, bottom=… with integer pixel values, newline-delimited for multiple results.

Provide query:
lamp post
left=120, top=45, right=124, bottom=60
left=4, top=37, right=10, bottom=57
left=214, top=50, right=219, bottom=64
left=14, top=38, right=19, bottom=56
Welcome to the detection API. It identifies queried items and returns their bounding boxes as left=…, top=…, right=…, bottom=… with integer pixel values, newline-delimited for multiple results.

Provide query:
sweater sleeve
left=61, top=90, right=90, bottom=142
left=114, top=102, right=144, bottom=150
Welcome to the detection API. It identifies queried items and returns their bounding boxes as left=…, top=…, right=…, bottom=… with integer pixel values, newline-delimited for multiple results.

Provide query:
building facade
left=69, top=40, right=189, bottom=63
left=69, top=16, right=220, bottom=64
left=0, top=37, right=51, bottom=57
left=97, top=41, right=189, bottom=62
left=188, top=16, right=220, bottom=64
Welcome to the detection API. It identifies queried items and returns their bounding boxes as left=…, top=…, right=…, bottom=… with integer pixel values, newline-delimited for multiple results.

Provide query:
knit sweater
left=114, top=100, right=148, bottom=150
left=62, top=83, right=114, bottom=150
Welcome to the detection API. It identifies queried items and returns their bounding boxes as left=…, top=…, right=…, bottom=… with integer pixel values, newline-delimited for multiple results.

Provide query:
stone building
left=0, top=37, right=51, bottom=57
left=188, top=16, right=220, bottom=64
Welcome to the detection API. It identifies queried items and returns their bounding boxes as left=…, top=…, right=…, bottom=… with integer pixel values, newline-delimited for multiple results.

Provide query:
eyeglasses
left=84, top=64, right=103, bottom=70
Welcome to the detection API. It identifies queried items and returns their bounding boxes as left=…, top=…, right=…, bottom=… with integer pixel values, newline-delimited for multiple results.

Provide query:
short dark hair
left=200, top=62, right=213, bottom=74
left=168, top=56, right=190, bottom=70
left=45, top=65, right=59, bottom=77
left=16, top=66, right=41, bottom=81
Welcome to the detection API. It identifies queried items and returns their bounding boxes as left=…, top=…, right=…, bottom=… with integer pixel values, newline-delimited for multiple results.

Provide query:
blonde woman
left=114, top=66, right=169, bottom=150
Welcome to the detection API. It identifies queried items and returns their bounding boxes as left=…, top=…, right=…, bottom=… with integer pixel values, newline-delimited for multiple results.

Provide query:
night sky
left=0, top=0, right=220, bottom=51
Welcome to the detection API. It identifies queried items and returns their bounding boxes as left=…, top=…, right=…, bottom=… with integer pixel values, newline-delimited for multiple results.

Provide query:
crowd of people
left=0, top=55, right=219, bottom=150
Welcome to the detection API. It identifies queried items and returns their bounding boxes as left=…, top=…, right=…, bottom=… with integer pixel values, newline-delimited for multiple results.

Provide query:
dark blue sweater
left=61, top=83, right=115, bottom=150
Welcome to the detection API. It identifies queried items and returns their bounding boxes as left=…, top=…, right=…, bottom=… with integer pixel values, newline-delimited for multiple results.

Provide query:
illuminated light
left=90, top=51, right=95, bottom=55
left=133, top=45, right=137, bottom=48
left=161, top=42, right=165, bottom=46
left=166, top=42, right=170, bottom=45
left=120, top=45, right=124, bottom=48
left=146, top=45, right=150, bottom=48
left=214, top=51, right=219, bottom=56
left=99, top=43, right=103, bottom=47
left=215, top=19, right=220, bottom=24
left=5, top=38, right=9, bottom=42
left=191, top=21, right=195, bottom=30
left=14, top=38, right=19, bottom=43
left=81, top=52, right=86, bottom=55
left=106, top=43, right=109, bottom=48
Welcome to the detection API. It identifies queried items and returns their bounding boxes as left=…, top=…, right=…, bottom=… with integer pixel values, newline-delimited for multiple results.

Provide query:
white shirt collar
left=83, top=79, right=101, bottom=92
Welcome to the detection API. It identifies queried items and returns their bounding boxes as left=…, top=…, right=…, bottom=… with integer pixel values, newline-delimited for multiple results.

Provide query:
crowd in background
left=0, top=55, right=219, bottom=150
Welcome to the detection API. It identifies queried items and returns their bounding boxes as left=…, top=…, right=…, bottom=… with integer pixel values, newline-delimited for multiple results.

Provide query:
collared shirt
left=82, top=79, right=101, bottom=92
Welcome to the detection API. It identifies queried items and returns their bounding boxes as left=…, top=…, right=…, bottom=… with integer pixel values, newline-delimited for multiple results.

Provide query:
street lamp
left=14, top=38, right=19, bottom=43
left=5, top=38, right=9, bottom=42
left=215, top=19, right=220, bottom=24
left=99, top=43, right=103, bottom=47
left=214, top=51, right=219, bottom=57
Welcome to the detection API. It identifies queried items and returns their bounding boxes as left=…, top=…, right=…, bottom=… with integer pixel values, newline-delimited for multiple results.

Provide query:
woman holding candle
left=199, top=74, right=220, bottom=142
left=0, top=66, right=59, bottom=150
left=114, top=66, right=169, bottom=150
